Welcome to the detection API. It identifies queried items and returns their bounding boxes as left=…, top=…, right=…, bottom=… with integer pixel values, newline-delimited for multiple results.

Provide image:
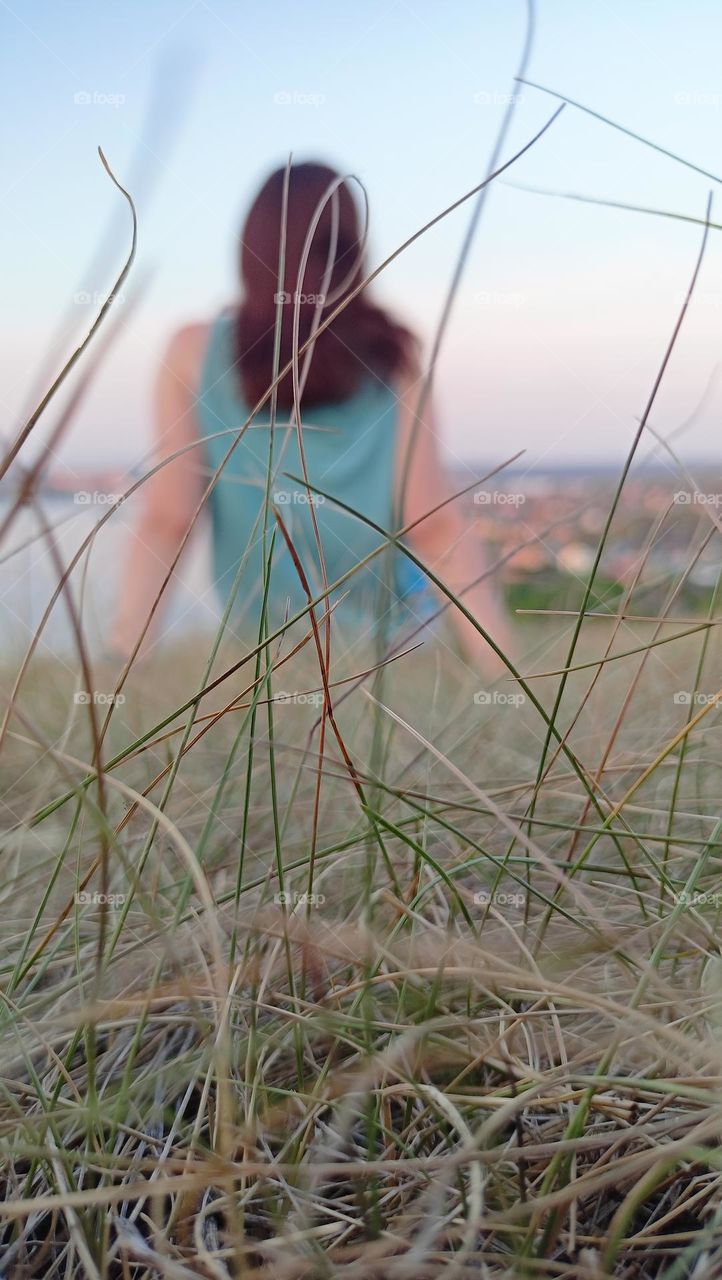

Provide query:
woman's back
left=197, top=310, right=404, bottom=634
left=112, top=159, right=510, bottom=674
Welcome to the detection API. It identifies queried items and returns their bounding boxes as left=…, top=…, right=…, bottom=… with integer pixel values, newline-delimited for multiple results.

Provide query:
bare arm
left=394, top=371, right=514, bottom=678
left=110, top=325, right=206, bottom=659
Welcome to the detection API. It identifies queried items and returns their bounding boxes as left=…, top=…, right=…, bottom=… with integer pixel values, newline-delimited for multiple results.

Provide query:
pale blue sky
left=2, top=0, right=722, bottom=469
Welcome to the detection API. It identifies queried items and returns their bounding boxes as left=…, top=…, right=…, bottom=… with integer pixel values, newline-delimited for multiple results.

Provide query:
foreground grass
left=2, top=614, right=722, bottom=1278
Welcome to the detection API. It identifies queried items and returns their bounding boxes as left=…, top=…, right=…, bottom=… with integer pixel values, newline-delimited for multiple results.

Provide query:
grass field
left=3, top=604, right=722, bottom=1278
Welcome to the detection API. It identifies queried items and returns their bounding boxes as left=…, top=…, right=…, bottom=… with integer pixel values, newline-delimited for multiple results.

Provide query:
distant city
left=455, top=463, right=722, bottom=613
left=17, top=459, right=722, bottom=616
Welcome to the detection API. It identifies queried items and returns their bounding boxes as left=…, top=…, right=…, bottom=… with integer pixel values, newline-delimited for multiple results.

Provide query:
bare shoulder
left=161, top=321, right=211, bottom=390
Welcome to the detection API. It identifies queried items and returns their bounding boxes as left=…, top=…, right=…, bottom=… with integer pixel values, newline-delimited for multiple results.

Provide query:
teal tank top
left=196, top=310, right=429, bottom=634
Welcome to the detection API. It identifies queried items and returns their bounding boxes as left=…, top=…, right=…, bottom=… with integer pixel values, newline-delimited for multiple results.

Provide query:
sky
left=2, top=0, right=722, bottom=472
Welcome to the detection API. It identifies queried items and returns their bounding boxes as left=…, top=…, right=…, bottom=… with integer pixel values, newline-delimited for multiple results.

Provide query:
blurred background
left=2, top=0, right=722, bottom=648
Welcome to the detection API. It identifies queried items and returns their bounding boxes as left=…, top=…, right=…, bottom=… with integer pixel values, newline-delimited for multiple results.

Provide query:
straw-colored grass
left=3, top=613, right=722, bottom=1278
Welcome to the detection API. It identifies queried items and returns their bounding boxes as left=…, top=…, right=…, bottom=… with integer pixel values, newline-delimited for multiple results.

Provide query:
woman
left=113, top=161, right=511, bottom=673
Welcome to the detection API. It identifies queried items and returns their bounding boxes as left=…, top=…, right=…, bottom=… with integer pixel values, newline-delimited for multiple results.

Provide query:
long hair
left=234, top=161, right=416, bottom=409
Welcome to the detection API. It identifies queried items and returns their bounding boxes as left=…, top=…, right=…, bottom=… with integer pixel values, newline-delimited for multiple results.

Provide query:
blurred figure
left=113, top=161, right=511, bottom=671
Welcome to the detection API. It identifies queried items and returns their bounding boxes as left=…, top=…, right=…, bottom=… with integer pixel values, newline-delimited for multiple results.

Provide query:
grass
left=4, top=80, right=722, bottom=1280
left=4, top=604, right=722, bottom=1279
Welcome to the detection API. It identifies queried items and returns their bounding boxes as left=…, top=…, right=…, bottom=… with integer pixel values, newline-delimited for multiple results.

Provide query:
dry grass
left=3, top=618, right=722, bottom=1278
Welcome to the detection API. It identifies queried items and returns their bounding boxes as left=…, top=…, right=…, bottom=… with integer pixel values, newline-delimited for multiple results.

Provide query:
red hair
left=234, top=161, right=416, bottom=409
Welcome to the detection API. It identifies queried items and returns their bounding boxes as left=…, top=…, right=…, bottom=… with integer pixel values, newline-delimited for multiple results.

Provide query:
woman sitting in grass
left=113, top=161, right=511, bottom=674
